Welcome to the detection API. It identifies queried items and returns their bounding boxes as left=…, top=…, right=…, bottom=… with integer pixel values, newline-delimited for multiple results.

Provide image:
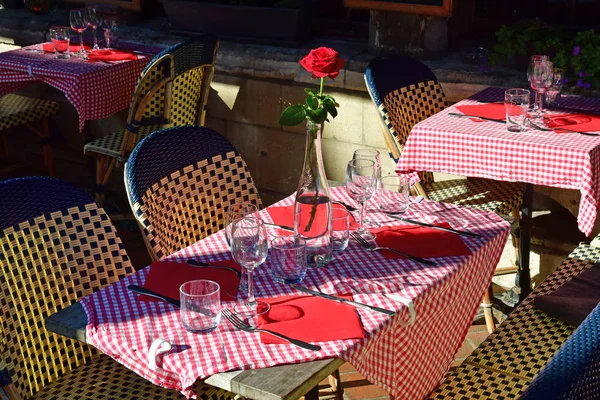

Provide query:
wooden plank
left=45, top=302, right=343, bottom=400
left=344, top=0, right=454, bottom=17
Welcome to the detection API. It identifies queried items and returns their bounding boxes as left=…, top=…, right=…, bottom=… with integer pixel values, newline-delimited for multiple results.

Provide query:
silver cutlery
left=527, top=118, right=599, bottom=137
left=221, top=308, right=321, bottom=351
left=448, top=112, right=505, bottom=123
left=128, top=284, right=181, bottom=307
left=186, top=259, right=242, bottom=278
left=263, top=222, right=294, bottom=232
left=383, top=213, right=481, bottom=238
left=350, top=231, right=437, bottom=266
left=290, top=283, right=395, bottom=316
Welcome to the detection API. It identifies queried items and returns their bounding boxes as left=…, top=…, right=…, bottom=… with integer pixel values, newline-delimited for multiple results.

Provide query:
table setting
left=75, top=154, right=510, bottom=398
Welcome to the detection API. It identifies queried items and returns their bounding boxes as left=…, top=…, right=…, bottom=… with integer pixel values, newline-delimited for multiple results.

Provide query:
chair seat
left=422, top=178, right=523, bottom=216
left=33, top=353, right=234, bottom=400
left=0, top=94, right=59, bottom=131
left=84, top=124, right=166, bottom=162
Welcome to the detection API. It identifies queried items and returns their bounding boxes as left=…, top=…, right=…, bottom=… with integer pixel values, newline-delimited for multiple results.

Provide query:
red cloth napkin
left=370, top=223, right=471, bottom=258
left=455, top=103, right=506, bottom=121
left=87, top=49, right=138, bottom=62
left=141, top=260, right=240, bottom=303
left=257, top=294, right=365, bottom=344
left=41, top=42, right=91, bottom=53
left=266, top=204, right=358, bottom=236
left=544, top=113, right=600, bottom=133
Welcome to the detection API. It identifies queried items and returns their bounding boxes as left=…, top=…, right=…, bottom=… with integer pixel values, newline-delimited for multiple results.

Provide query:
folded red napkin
left=257, top=294, right=365, bottom=344
left=41, top=42, right=91, bottom=53
left=544, top=113, right=600, bottom=133
left=455, top=103, right=506, bottom=121
left=370, top=223, right=471, bottom=258
left=141, top=260, right=240, bottom=303
left=266, top=204, right=358, bottom=236
left=87, top=49, right=138, bottom=62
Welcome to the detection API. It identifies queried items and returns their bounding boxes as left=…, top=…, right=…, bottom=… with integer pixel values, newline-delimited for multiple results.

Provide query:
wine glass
left=85, top=5, right=103, bottom=50
left=353, top=148, right=381, bottom=228
left=224, top=202, right=259, bottom=248
left=346, top=159, right=377, bottom=241
left=527, top=55, right=550, bottom=116
left=528, top=56, right=553, bottom=118
left=69, top=9, right=88, bottom=56
left=545, top=68, right=565, bottom=107
left=230, top=216, right=270, bottom=317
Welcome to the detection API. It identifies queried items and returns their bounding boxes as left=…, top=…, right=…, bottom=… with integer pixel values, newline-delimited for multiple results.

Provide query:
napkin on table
left=455, top=103, right=506, bottom=121
left=370, top=223, right=472, bottom=259
left=257, top=294, right=365, bottom=344
left=87, top=49, right=138, bottom=62
left=544, top=113, right=600, bottom=133
left=534, top=264, right=600, bottom=327
left=41, top=42, right=91, bottom=53
left=140, top=260, right=240, bottom=303
left=266, top=204, right=359, bottom=236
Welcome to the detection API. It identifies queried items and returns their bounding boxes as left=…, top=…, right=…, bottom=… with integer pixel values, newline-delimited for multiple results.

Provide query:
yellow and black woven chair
left=365, top=55, right=524, bottom=332
left=84, top=34, right=219, bottom=205
left=0, top=176, right=234, bottom=400
left=427, top=242, right=600, bottom=399
left=124, top=126, right=262, bottom=261
left=0, top=94, right=59, bottom=175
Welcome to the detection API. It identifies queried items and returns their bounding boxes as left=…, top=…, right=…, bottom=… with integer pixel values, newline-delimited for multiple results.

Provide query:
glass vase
left=294, top=120, right=333, bottom=267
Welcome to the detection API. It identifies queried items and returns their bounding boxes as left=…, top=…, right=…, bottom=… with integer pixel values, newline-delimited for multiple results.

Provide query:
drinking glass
left=353, top=148, right=381, bottom=228
left=69, top=9, right=87, bottom=56
left=530, top=59, right=554, bottom=118
left=504, top=88, right=530, bottom=132
left=378, top=175, right=411, bottom=214
left=545, top=68, right=565, bottom=107
left=49, top=26, right=70, bottom=59
left=85, top=5, right=103, bottom=50
left=103, top=18, right=117, bottom=48
left=224, top=202, right=259, bottom=248
left=230, top=216, right=270, bottom=317
left=331, top=203, right=350, bottom=252
left=270, top=236, right=307, bottom=283
left=527, top=55, right=550, bottom=117
left=346, top=159, right=377, bottom=241
left=180, top=280, right=221, bottom=333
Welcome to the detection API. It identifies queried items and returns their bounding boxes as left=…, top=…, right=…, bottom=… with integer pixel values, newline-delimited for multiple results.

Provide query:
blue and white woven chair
left=124, top=126, right=262, bottom=261
left=84, top=34, right=219, bottom=205
left=0, top=176, right=233, bottom=400
left=365, top=55, right=523, bottom=332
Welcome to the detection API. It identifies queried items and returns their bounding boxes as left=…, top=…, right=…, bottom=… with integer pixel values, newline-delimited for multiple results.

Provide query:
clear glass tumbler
left=270, top=236, right=307, bottom=283
left=378, top=175, right=411, bottom=214
left=504, top=88, right=530, bottom=132
left=180, top=280, right=221, bottom=334
left=50, top=26, right=70, bottom=59
left=331, top=203, right=350, bottom=252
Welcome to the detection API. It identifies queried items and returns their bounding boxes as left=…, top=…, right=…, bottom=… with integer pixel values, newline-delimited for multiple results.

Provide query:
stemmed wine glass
left=69, top=9, right=87, bottom=57
left=528, top=56, right=554, bottom=118
left=224, top=202, right=259, bottom=248
left=527, top=55, right=550, bottom=116
left=353, top=148, right=381, bottom=228
left=230, top=216, right=270, bottom=317
left=85, top=5, right=103, bottom=50
left=346, top=159, right=377, bottom=241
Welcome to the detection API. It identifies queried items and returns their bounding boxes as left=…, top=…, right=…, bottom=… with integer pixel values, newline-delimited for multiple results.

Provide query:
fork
left=350, top=231, right=437, bottom=266
left=527, top=118, right=599, bottom=137
left=221, top=308, right=321, bottom=351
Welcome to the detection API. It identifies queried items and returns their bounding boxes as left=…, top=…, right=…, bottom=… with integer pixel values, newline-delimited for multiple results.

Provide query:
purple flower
left=579, top=71, right=584, bottom=78
left=560, top=78, right=569, bottom=85
left=573, top=46, right=581, bottom=56
left=577, top=79, right=584, bottom=87
left=584, top=82, right=591, bottom=89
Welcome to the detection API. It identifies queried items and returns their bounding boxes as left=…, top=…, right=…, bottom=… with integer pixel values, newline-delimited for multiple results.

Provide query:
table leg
left=518, top=183, right=534, bottom=301
left=305, top=385, right=319, bottom=400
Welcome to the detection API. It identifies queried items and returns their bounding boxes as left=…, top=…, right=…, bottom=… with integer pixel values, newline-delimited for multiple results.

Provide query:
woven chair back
left=520, top=303, right=600, bottom=399
left=125, top=126, right=262, bottom=261
left=0, top=177, right=133, bottom=399
left=121, top=34, right=219, bottom=155
left=365, top=55, right=448, bottom=184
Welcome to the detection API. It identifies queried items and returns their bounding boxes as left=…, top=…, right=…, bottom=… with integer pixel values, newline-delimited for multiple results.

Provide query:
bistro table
left=396, top=87, right=600, bottom=301
left=46, top=186, right=510, bottom=399
left=0, top=44, right=155, bottom=132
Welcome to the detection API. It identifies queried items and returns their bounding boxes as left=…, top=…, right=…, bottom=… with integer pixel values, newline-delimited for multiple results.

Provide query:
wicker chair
left=0, top=176, right=234, bottom=400
left=365, top=55, right=523, bottom=332
left=124, top=126, right=262, bottom=261
left=84, top=34, right=219, bottom=205
left=0, top=94, right=59, bottom=175
left=427, top=241, right=600, bottom=399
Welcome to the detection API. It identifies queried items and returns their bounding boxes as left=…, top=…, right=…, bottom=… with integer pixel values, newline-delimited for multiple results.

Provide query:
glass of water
left=180, top=280, right=221, bottom=333
left=505, top=88, right=530, bottom=132
left=50, top=26, right=70, bottom=59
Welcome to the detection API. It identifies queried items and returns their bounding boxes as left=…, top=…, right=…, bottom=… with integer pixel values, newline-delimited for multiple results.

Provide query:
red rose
left=300, top=47, right=346, bottom=79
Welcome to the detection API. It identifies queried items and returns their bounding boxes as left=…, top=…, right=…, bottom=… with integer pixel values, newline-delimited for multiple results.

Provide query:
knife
left=448, top=112, right=505, bottom=123
left=128, top=284, right=180, bottom=307
left=186, top=259, right=242, bottom=278
left=385, top=214, right=481, bottom=238
left=290, top=284, right=395, bottom=316
left=264, top=222, right=294, bottom=232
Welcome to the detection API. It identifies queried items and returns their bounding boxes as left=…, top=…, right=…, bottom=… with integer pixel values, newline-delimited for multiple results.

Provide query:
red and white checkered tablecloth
left=396, top=87, right=600, bottom=236
left=80, top=186, right=509, bottom=399
left=0, top=44, right=153, bottom=132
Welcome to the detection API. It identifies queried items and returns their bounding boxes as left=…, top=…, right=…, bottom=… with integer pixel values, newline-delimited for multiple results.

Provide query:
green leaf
left=322, top=98, right=337, bottom=118
left=304, top=88, right=318, bottom=96
left=308, top=108, right=328, bottom=124
left=306, top=96, right=318, bottom=110
left=279, top=105, right=307, bottom=126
